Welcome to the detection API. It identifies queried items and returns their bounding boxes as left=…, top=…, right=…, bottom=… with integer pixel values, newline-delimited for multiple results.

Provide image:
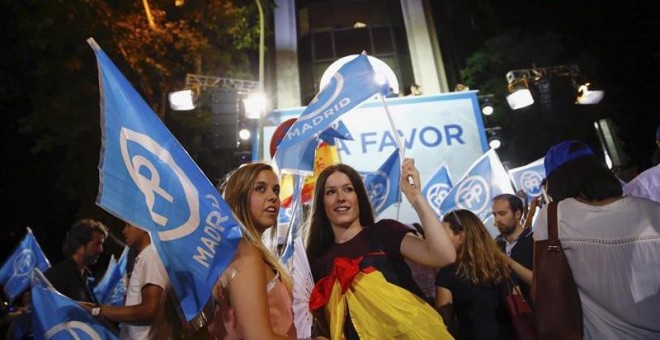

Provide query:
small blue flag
left=274, top=137, right=318, bottom=174
left=439, top=149, right=514, bottom=221
left=274, top=53, right=389, bottom=173
left=31, top=269, right=118, bottom=340
left=318, top=120, right=354, bottom=146
left=422, top=163, right=453, bottom=216
left=280, top=175, right=305, bottom=263
left=93, top=246, right=128, bottom=306
left=508, top=157, right=546, bottom=203
left=361, top=149, right=401, bottom=216
left=0, top=228, right=50, bottom=303
left=88, top=38, right=242, bottom=321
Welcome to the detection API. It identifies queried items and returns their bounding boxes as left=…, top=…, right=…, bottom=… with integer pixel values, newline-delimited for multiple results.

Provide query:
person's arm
left=399, top=158, right=456, bottom=267
left=522, top=196, right=541, bottom=229
left=80, top=284, right=164, bottom=324
left=508, top=257, right=533, bottom=286
left=224, top=241, right=292, bottom=340
left=435, top=287, right=458, bottom=336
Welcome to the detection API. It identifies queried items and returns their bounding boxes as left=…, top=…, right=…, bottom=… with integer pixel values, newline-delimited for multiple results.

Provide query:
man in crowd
left=492, top=194, right=533, bottom=299
left=81, top=223, right=167, bottom=340
left=45, top=219, right=108, bottom=302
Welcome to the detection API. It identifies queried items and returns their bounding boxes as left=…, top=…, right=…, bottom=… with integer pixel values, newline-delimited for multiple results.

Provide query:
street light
left=255, top=0, right=266, bottom=161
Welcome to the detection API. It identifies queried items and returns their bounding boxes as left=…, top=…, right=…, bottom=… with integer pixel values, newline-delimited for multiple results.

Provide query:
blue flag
left=280, top=175, right=305, bottom=263
left=438, top=149, right=514, bottom=221
left=93, top=246, right=128, bottom=306
left=274, top=137, right=318, bottom=174
left=361, top=149, right=401, bottom=216
left=31, top=269, right=118, bottom=340
left=0, top=228, right=50, bottom=303
left=422, top=163, right=453, bottom=216
left=508, top=157, right=546, bottom=203
left=319, top=120, right=354, bottom=146
left=88, top=38, right=242, bottom=321
left=274, top=53, right=389, bottom=172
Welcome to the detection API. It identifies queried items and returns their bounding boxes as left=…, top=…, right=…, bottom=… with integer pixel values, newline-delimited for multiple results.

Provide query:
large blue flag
left=88, top=38, right=242, bottom=320
left=31, top=269, right=118, bottom=340
left=508, top=157, right=546, bottom=203
left=438, top=149, right=514, bottom=221
left=0, top=228, right=50, bottom=303
left=361, top=149, right=401, bottom=216
left=93, top=246, right=128, bottom=306
left=422, top=163, right=453, bottom=216
left=274, top=53, right=389, bottom=172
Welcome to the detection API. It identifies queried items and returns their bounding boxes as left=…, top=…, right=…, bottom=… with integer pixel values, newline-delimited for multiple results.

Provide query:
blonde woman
left=209, top=162, right=296, bottom=339
left=435, top=209, right=513, bottom=340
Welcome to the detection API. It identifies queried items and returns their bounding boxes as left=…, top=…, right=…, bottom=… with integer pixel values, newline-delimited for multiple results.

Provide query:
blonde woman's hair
left=443, top=209, right=511, bottom=285
left=218, top=162, right=292, bottom=290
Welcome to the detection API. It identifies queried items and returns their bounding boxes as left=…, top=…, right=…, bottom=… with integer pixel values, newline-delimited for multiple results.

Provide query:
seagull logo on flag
left=120, top=127, right=200, bottom=241
left=455, top=175, right=490, bottom=219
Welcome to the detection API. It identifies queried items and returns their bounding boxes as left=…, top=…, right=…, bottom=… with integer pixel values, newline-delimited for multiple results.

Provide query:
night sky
left=1, top=1, right=659, bottom=270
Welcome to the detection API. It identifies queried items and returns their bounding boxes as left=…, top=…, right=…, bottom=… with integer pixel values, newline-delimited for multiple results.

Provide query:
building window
left=297, top=0, right=413, bottom=103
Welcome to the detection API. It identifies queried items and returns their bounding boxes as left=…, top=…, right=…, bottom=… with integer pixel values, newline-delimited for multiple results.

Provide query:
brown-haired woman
left=435, top=209, right=513, bottom=339
left=306, top=159, right=455, bottom=339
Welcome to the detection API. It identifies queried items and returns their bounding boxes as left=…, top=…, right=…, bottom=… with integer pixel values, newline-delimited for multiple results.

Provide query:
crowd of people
left=2, top=137, right=659, bottom=339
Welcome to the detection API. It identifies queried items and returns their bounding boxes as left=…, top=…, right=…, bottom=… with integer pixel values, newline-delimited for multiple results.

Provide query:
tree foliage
left=9, top=0, right=265, bottom=217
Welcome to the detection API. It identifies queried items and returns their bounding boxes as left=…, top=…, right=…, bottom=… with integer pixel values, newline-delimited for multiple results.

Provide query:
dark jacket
left=496, top=227, right=534, bottom=301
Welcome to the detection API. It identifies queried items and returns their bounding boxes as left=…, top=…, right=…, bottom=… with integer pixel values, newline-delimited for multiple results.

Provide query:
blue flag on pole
left=31, top=269, right=118, bottom=340
left=361, top=149, right=401, bottom=216
left=422, top=163, right=453, bottom=216
left=508, top=157, right=546, bottom=203
left=438, top=149, right=514, bottom=221
left=88, top=38, right=242, bottom=321
left=280, top=175, right=305, bottom=263
left=319, top=120, right=354, bottom=146
left=274, top=137, right=318, bottom=174
left=274, top=53, right=389, bottom=173
left=0, top=228, right=50, bottom=303
left=93, top=246, right=128, bottom=306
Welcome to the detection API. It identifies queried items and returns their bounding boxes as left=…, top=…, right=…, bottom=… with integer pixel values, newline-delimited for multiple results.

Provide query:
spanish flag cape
left=310, top=256, right=453, bottom=340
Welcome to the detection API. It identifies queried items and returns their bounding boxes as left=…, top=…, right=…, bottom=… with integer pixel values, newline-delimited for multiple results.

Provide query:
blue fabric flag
left=422, top=163, right=453, bottom=216
left=280, top=175, right=305, bottom=263
left=31, top=269, right=118, bottom=340
left=93, top=246, right=128, bottom=306
left=318, top=120, right=354, bottom=146
left=274, top=137, right=318, bottom=174
left=0, top=228, right=50, bottom=303
left=361, top=149, right=402, bottom=216
left=274, top=53, right=389, bottom=172
left=88, top=38, right=242, bottom=321
left=508, top=157, right=546, bottom=203
left=438, top=149, right=514, bottom=221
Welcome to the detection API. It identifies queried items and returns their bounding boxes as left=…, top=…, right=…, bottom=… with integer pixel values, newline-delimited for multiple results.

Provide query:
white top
left=624, top=164, right=660, bottom=203
left=533, top=197, right=660, bottom=339
left=119, top=244, right=168, bottom=340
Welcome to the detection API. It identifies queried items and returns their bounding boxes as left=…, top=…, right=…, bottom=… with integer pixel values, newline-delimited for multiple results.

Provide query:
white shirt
left=120, top=244, right=168, bottom=340
left=533, top=197, right=660, bottom=339
left=624, top=164, right=660, bottom=203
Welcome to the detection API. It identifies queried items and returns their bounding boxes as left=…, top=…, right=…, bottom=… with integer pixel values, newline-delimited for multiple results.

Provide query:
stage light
left=239, top=128, right=251, bottom=141
left=489, top=138, right=501, bottom=149
left=480, top=95, right=494, bottom=115
left=168, top=90, right=195, bottom=111
left=506, top=79, right=534, bottom=110
left=576, top=83, right=604, bottom=105
left=243, top=92, right=267, bottom=119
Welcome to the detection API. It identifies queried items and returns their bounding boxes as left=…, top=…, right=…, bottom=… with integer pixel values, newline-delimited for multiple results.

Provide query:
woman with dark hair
left=435, top=209, right=513, bottom=339
left=534, top=140, right=660, bottom=339
left=306, top=159, right=455, bottom=339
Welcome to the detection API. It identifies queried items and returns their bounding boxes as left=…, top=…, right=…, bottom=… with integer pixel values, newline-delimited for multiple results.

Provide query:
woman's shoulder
left=233, top=239, right=266, bottom=263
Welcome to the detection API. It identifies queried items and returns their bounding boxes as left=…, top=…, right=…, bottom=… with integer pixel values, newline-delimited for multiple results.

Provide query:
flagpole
left=377, top=94, right=406, bottom=221
left=378, top=94, right=405, bottom=159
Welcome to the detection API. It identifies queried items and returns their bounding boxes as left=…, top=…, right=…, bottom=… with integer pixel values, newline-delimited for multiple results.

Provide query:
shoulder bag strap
left=547, top=201, right=561, bottom=252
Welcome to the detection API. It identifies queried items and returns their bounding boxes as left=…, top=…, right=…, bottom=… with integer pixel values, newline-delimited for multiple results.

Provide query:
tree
left=9, top=0, right=265, bottom=219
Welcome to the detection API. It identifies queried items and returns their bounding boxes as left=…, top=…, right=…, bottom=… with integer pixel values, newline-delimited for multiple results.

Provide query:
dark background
left=1, top=0, right=658, bottom=272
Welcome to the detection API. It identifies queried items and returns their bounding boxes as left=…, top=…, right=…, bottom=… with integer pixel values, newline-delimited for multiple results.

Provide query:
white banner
left=258, top=91, right=488, bottom=223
